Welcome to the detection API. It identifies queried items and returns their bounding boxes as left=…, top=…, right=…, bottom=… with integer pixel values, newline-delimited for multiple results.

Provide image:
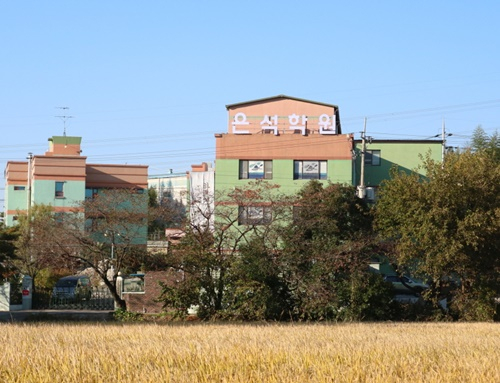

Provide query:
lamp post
left=103, top=231, right=120, bottom=275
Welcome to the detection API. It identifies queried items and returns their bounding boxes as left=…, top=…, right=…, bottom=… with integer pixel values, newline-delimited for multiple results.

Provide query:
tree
left=161, top=180, right=395, bottom=321
left=52, top=188, right=149, bottom=309
left=0, top=224, right=20, bottom=280
left=470, top=125, right=500, bottom=162
left=148, top=186, right=186, bottom=238
left=160, top=180, right=291, bottom=319
left=375, top=150, right=500, bottom=320
left=228, top=238, right=293, bottom=321
left=12, top=204, right=73, bottom=291
left=278, top=181, right=392, bottom=321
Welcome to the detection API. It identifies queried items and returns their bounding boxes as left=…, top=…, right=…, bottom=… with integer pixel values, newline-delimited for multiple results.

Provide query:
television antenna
left=55, top=106, right=74, bottom=136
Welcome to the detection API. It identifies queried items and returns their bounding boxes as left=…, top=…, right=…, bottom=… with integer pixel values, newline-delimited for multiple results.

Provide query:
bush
left=113, top=308, right=144, bottom=322
left=336, top=272, right=395, bottom=321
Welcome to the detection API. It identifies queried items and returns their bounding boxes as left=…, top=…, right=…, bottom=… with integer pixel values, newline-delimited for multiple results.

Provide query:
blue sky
left=2, top=1, right=500, bottom=206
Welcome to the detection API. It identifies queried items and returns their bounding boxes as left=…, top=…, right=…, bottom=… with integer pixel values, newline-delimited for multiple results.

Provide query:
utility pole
left=441, top=119, right=446, bottom=164
left=358, top=118, right=367, bottom=199
left=27, top=152, right=33, bottom=219
left=441, top=119, right=452, bottom=166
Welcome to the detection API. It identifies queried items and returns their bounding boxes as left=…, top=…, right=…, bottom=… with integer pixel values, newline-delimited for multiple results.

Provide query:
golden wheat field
left=0, top=322, right=499, bottom=383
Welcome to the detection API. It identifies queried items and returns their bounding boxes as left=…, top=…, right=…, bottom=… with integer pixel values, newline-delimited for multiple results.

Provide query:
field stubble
left=0, top=322, right=498, bottom=382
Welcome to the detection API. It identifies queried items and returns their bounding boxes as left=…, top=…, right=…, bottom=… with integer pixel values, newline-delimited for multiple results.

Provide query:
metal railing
left=33, top=287, right=115, bottom=310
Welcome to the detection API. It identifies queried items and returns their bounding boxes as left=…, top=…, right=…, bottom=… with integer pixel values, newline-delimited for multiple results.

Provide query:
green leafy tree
left=229, top=239, right=293, bottom=321
left=161, top=180, right=393, bottom=321
left=470, top=125, right=500, bottom=162
left=160, top=180, right=290, bottom=319
left=279, top=181, right=392, bottom=321
left=0, top=225, right=20, bottom=280
left=12, top=204, right=73, bottom=291
left=375, top=150, right=500, bottom=320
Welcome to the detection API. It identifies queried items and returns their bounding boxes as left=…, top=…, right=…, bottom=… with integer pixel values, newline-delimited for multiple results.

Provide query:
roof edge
left=353, top=139, right=443, bottom=144
left=225, top=94, right=338, bottom=109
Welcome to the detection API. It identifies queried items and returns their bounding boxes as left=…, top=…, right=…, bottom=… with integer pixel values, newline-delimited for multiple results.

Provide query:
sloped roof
left=225, top=94, right=339, bottom=110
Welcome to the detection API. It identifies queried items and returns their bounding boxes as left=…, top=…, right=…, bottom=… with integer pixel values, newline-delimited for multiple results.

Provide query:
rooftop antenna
left=55, top=106, right=74, bottom=136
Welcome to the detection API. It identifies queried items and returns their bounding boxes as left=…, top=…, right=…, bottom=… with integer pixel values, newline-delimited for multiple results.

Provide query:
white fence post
left=21, top=276, right=33, bottom=310
left=0, top=283, right=10, bottom=311
left=115, top=272, right=123, bottom=310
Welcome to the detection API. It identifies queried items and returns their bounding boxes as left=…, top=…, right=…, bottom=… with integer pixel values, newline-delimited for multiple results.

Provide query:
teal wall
left=5, top=180, right=85, bottom=226
left=354, top=141, right=442, bottom=187
left=85, top=189, right=149, bottom=245
left=5, top=185, right=28, bottom=226
left=32, top=179, right=86, bottom=208
left=5, top=186, right=27, bottom=209
left=215, top=158, right=353, bottom=197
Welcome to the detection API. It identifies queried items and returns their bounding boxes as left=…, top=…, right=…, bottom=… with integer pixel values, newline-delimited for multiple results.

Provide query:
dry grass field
left=0, top=322, right=499, bottom=382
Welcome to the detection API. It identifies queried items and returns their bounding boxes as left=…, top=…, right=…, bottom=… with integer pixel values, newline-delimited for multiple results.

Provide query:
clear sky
left=2, top=1, right=500, bottom=207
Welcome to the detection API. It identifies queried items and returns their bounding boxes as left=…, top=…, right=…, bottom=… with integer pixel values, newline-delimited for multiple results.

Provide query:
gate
left=33, top=286, right=115, bottom=310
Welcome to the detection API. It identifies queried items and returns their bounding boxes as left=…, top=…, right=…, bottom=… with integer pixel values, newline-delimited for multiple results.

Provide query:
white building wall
left=189, top=169, right=215, bottom=232
left=148, top=173, right=189, bottom=206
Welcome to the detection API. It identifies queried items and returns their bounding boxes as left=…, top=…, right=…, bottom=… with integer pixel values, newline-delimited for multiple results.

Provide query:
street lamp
left=103, top=231, right=121, bottom=275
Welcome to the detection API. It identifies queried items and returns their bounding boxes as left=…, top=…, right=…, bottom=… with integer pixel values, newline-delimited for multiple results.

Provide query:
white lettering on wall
left=318, top=114, right=337, bottom=135
left=288, top=114, right=307, bottom=135
left=231, top=112, right=338, bottom=135
left=260, top=115, right=279, bottom=135
left=232, top=112, right=250, bottom=134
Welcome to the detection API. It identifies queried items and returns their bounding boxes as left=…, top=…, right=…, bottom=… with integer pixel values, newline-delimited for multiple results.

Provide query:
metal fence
left=33, top=286, right=115, bottom=310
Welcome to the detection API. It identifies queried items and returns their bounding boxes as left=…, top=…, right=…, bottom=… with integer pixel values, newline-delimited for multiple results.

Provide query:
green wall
left=215, top=159, right=353, bottom=197
left=31, top=179, right=86, bottom=208
left=5, top=185, right=28, bottom=226
left=354, top=141, right=442, bottom=187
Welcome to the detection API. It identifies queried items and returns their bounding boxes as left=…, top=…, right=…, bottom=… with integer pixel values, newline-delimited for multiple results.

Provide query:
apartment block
left=4, top=135, right=148, bottom=230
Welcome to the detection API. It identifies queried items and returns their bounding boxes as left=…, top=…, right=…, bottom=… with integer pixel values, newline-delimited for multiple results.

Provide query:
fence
left=33, top=286, right=115, bottom=310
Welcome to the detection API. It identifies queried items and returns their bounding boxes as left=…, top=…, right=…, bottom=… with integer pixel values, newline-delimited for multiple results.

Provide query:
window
left=14, top=186, right=26, bottom=191
left=123, top=274, right=145, bottom=293
left=239, top=160, right=273, bottom=179
left=54, top=212, right=65, bottom=223
left=365, top=150, right=381, bottom=166
left=293, top=160, right=327, bottom=180
left=85, top=188, right=99, bottom=199
left=238, top=206, right=272, bottom=225
left=55, top=181, right=65, bottom=198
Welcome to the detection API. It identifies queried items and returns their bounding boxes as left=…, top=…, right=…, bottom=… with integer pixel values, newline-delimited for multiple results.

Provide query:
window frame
left=238, top=205, right=272, bottom=225
left=239, top=160, right=273, bottom=180
left=293, top=160, right=328, bottom=180
left=365, top=150, right=381, bottom=166
left=55, top=181, right=65, bottom=198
